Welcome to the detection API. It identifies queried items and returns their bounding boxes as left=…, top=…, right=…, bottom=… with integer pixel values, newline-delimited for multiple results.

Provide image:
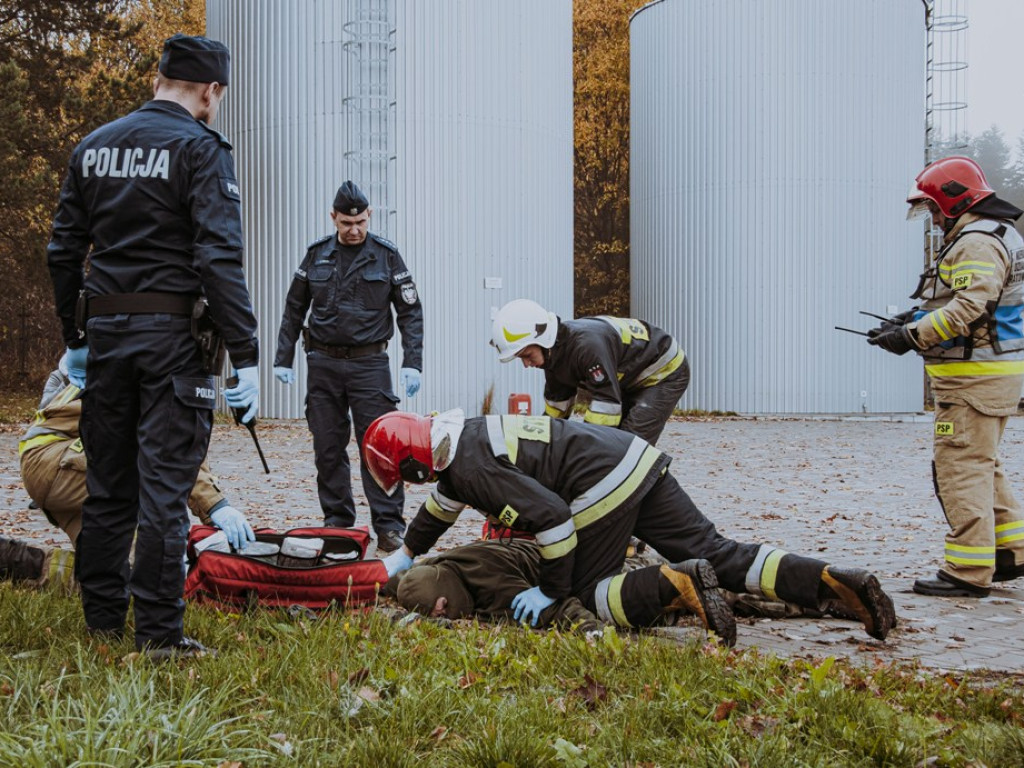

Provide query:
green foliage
left=2, top=584, right=1023, bottom=767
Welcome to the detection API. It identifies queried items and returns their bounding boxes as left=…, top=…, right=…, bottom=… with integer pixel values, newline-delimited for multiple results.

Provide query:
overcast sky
left=965, top=0, right=1023, bottom=145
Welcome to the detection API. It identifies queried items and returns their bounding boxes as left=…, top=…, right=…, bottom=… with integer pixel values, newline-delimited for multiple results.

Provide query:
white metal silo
left=206, top=0, right=573, bottom=418
left=630, top=0, right=927, bottom=414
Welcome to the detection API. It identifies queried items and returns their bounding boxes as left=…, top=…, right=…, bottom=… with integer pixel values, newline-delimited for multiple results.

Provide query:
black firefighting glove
left=867, top=324, right=916, bottom=356
left=866, top=307, right=919, bottom=340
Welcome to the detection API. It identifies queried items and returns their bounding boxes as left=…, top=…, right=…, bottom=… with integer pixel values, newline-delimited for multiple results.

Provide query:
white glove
left=209, top=505, right=256, bottom=551
left=224, top=366, right=259, bottom=424
left=400, top=368, right=421, bottom=398
left=382, top=547, right=414, bottom=578
left=274, top=366, right=294, bottom=385
left=511, top=586, right=556, bottom=627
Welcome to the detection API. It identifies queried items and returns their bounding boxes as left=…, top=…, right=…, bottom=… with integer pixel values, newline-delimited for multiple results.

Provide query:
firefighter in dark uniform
left=491, top=299, right=690, bottom=445
left=364, top=410, right=897, bottom=647
left=46, top=34, right=260, bottom=659
left=274, top=181, right=424, bottom=554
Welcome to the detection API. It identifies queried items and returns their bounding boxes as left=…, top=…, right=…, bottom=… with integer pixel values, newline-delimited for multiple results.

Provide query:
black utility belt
left=308, top=340, right=387, bottom=359
left=86, top=292, right=197, bottom=318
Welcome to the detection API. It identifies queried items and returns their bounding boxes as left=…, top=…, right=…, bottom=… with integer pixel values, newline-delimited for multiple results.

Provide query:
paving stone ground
left=3, top=414, right=1023, bottom=677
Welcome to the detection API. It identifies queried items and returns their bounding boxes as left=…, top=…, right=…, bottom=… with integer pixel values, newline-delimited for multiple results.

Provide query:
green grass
left=1, top=585, right=1022, bottom=767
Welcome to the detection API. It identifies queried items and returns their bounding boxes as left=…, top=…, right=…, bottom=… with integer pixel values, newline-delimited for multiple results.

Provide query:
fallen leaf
left=569, top=674, right=607, bottom=710
left=713, top=699, right=738, bottom=721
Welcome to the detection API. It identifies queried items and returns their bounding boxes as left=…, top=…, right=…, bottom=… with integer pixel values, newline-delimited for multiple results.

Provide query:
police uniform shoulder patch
left=400, top=282, right=419, bottom=305
left=370, top=233, right=399, bottom=252
left=198, top=122, right=232, bottom=149
left=307, top=234, right=333, bottom=250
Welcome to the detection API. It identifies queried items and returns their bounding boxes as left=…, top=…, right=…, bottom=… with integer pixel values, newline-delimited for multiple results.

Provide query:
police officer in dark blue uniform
left=274, top=181, right=423, bottom=554
left=46, top=34, right=260, bottom=659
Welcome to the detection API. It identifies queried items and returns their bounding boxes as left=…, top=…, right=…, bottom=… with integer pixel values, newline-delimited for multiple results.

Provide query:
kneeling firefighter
left=363, top=410, right=897, bottom=647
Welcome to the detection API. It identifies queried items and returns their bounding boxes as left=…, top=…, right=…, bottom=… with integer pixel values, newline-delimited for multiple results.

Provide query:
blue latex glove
left=224, top=366, right=259, bottom=424
left=64, top=346, right=88, bottom=389
left=209, top=505, right=255, bottom=551
left=274, top=366, right=294, bottom=385
left=382, top=547, right=414, bottom=578
left=400, top=367, right=421, bottom=398
left=511, top=586, right=556, bottom=627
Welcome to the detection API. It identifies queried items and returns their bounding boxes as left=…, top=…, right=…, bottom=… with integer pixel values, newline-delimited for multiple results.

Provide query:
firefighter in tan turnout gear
left=490, top=299, right=690, bottom=445
left=868, top=156, right=1024, bottom=597
left=363, top=410, right=897, bottom=647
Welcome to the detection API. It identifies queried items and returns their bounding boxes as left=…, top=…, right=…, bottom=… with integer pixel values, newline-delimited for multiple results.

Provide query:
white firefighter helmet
left=490, top=299, right=559, bottom=362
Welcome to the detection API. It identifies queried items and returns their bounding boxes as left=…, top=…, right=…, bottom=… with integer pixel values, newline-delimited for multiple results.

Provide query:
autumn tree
left=0, top=0, right=202, bottom=391
left=574, top=0, right=645, bottom=317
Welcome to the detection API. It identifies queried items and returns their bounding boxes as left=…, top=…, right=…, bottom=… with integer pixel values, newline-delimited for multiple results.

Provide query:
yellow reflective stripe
left=995, top=521, right=1024, bottom=545
left=929, top=309, right=954, bottom=342
left=583, top=410, right=621, bottom=427
left=573, top=445, right=661, bottom=529
left=926, top=360, right=1024, bottom=377
left=545, top=403, right=567, bottom=418
left=939, top=260, right=997, bottom=275
left=638, top=349, right=685, bottom=387
left=18, top=433, right=66, bottom=456
left=538, top=530, right=577, bottom=560
left=944, top=542, right=995, bottom=566
left=606, top=574, right=630, bottom=627
left=760, top=549, right=785, bottom=601
left=425, top=495, right=461, bottom=524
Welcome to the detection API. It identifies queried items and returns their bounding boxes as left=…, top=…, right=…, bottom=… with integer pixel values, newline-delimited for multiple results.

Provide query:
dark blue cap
left=333, top=181, right=369, bottom=215
left=159, top=34, right=230, bottom=85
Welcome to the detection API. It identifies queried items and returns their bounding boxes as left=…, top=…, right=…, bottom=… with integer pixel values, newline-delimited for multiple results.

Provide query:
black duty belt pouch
left=190, top=297, right=226, bottom=376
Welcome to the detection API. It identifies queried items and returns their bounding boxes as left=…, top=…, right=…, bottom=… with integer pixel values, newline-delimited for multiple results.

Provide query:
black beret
left=333, top=180, right=369, bottom=215
left=159, top=33, right=230, bottom=85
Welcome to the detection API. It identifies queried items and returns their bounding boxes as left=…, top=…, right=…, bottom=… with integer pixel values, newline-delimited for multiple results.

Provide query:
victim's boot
left=0, top=535, right=46, bottom=583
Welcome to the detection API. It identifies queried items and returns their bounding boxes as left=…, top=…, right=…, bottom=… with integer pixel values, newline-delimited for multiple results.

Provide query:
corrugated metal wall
left=206, top=0, right=573, bottom=418
left=630, top=0, right=927, bottom=414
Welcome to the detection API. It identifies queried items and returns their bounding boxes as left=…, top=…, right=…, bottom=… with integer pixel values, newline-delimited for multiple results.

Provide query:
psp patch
left=497, top=505, right=519, bottom=527
left=935, top=421, right=955, bottom=436
left=952, top=273, right=972, bottom=290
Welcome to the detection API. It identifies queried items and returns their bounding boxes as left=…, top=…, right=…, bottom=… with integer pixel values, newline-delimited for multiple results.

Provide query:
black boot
left=913, top=570, right=990, bottom=597
left=819, top=567, right=897, bottom=640
left=659, top=559, right=737, bottom=647
left=994, top=550, right=1024, bottom=583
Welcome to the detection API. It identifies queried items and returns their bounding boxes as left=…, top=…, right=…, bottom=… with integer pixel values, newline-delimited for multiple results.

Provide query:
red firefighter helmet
left=363, top=412, right=434, bottom=496
left=908, top=156, right=994, bottom=219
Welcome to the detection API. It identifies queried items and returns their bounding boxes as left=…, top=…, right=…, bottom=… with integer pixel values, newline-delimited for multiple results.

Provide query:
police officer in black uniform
left=274, top=181, right=423, bottom=554
left=46, top=34, right=260, bottom=659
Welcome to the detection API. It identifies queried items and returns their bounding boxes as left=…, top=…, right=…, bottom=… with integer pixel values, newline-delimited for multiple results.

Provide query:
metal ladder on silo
left=342, top=0, right=396, bottom=238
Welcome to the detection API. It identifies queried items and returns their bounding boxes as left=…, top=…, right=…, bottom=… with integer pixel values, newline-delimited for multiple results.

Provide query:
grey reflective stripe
left=569, top=437, right=650, bottom=516
left=21, top=424, right=69, bottom=442
left=744, top=544, right=775, bottom=596
left=594, top=576, right=615, bottom=623
left=546, top=396, right=573, bottom=411
left=433, top=489, right=466, bottom=514
left=534, top=519, right=575, bottom=547
left=630, top=339, right=680, bottom=387
left=485, top=415, right=507, bottom=458
left=588, top=399, right=622, bottom=416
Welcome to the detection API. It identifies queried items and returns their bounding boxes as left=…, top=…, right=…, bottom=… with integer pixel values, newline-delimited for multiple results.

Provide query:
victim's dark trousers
left=77, top=314, right=213, bottom=648
left=305, top=351, right=405, bottom=536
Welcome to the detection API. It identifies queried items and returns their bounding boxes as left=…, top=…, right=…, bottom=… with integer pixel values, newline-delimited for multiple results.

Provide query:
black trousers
left=305, top=351, right=405, bottom=536
left=574, top=471, right=827, bottom=626
left=77, top=314, right=214, bottom=648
